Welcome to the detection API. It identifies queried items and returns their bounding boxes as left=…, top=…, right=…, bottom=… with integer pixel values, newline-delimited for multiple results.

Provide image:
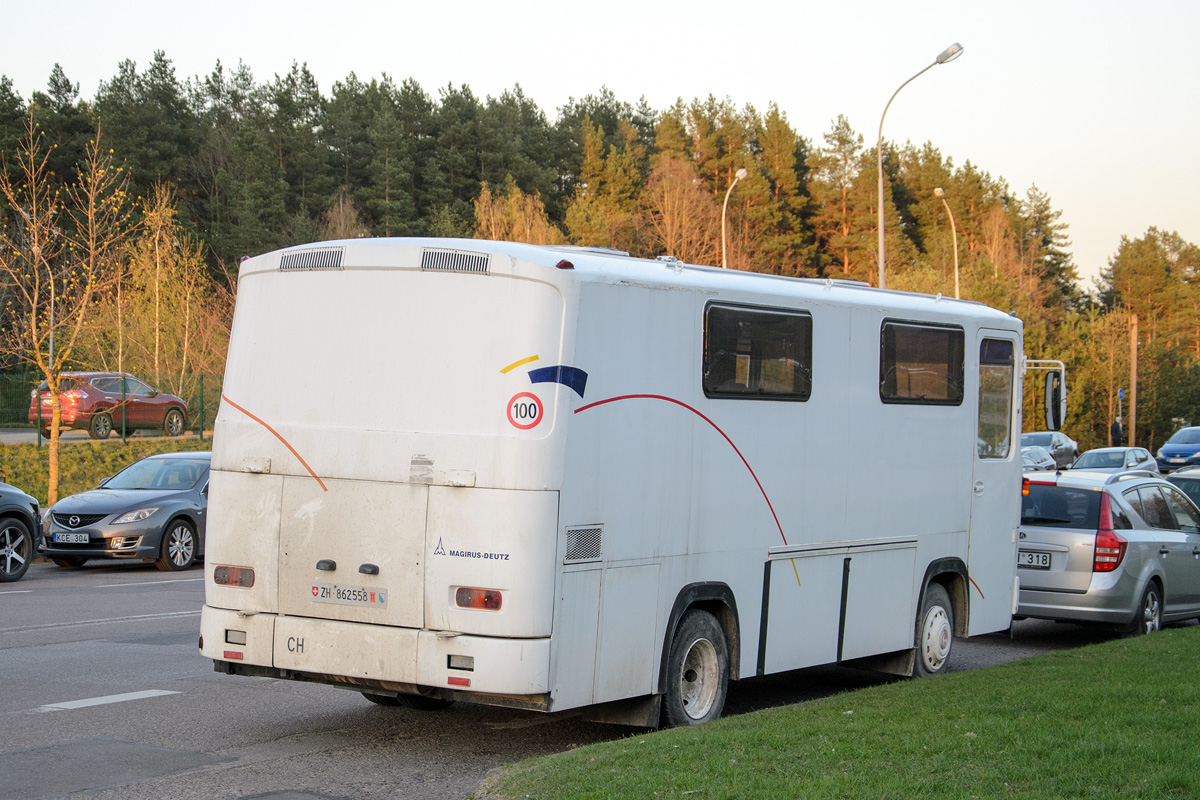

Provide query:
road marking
left=0, top=589, right=32, bottom=595
left=37, top=689, right=181, bottom=712
left=0, top=609, right=201, bottom=634
left=95, top=577, right=205, bottom=588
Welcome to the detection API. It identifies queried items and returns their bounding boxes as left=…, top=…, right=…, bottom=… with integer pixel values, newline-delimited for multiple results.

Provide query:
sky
left=4, top=0, right=1197, bottom=290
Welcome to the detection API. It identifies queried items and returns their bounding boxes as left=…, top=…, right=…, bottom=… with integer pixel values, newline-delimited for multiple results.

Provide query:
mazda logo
left=69, top=515, right=80, bottom=527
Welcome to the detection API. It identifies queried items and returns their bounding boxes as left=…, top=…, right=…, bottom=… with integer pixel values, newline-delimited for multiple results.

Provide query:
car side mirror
left=98, top=476, right=111, bottom=488
left=1044, top=371, right=1065, bottom=431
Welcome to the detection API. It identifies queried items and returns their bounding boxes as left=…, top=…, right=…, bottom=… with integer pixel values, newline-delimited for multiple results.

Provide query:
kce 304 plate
left=310, top=583, right=387, bottom=607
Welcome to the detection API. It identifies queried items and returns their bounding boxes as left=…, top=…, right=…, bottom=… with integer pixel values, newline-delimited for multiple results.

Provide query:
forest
left=2, top=51, right=1199, bottom=455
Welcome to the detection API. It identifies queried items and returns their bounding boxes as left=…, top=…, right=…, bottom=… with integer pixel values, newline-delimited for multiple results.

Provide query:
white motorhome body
left=201, top=238, right=1023, bottom=726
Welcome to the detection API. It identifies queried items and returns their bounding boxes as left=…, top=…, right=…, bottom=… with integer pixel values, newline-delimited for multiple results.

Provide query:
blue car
left=1156, top=426, right=1200, bottom=473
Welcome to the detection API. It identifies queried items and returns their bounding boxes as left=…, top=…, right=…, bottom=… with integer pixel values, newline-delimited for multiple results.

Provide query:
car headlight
left=1157, top=449, right=1164, bottom=459
left=113, top=507, right=160, bottom=524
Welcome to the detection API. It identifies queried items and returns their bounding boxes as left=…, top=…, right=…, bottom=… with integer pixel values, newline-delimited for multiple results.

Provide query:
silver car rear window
left=1021, top=485, right=1100, bottom=529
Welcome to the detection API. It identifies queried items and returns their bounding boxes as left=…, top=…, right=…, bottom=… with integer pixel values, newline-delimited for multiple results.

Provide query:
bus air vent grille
left=420, top=248, right=490, bottom=274
left=565, top=526, right=602, bottom=563
left=279, top=248, right=344, bottom=271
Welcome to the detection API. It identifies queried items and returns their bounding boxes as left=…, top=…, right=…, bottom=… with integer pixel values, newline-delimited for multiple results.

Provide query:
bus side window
left=703, top=304, right=812, bottom=401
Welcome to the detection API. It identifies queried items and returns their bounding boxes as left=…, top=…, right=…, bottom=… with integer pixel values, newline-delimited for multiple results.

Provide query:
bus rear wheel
left=361, top=691, right=455, bottom=711
left=662, top=609, right=729, bottom=727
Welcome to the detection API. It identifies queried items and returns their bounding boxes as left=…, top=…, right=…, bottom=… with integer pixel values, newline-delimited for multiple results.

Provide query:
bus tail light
left=1093, top=494, right=1127, bottom=573
left=214, top=565, right=255, bottom=587
left=455, top=587, right=502, bottom=610
left=1022, top=477, right=1030, bottom=496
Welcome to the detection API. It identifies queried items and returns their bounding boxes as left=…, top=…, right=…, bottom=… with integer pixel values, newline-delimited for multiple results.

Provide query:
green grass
left=476, top=627, right=1200, bottom=800
left=0, top=437, right=212, bottom=505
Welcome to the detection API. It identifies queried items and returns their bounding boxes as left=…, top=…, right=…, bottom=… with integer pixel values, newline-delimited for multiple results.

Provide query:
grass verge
left=476, top=626, right=1200, bottom=800
left=0, top=437, right=212, bottom=505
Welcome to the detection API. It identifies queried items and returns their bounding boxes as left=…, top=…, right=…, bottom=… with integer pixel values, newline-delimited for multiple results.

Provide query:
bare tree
left=0, top=114, right=133, bottom=503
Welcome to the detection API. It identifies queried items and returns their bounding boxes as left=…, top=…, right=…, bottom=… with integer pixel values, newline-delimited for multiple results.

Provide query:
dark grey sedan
left=40, top=452, right=209, bottom=571
left=1, top=481, right=40, bottom=582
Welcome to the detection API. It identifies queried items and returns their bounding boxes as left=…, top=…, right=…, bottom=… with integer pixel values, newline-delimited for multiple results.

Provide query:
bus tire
left=662, top=609, right=729, bottom=727
left=914, top=583, right=954, bottom=676
left=361, top=691, right=454, bottom=710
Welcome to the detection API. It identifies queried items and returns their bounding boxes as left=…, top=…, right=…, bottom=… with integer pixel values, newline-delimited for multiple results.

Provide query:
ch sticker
left=507, top=392, right=543, bottom=430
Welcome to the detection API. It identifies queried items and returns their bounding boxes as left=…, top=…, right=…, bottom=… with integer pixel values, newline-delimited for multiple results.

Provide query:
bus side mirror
left=1044, top=371, right=1065, bottom=431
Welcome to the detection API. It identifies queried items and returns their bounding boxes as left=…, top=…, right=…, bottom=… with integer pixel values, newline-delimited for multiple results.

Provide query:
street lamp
left=721, top=167, right=748, bottom=268
left=934, top=187, right=960, bottom=299
left=876, top=42, right=963, bottom=290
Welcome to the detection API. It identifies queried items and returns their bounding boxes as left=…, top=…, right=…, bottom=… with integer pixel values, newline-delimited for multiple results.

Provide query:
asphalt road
left=1, top=561, right=1182, bottom=800
left=0, top=427, right=201, bottom=446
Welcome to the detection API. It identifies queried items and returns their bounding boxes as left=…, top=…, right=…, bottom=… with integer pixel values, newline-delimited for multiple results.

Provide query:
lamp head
left=934, top=187, right=945, bottom=198
left=936, top=43, right=964, bottom=64
left=735, top=168, right=748, bottom=180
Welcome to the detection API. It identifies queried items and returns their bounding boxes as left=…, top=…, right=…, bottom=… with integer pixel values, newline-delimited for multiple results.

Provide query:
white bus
left=200, top=238, right=1025, bottom=727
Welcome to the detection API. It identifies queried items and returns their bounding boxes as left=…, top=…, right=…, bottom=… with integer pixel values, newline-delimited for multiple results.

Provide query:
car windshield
left=1022, top=433, right=1052, bottom=447
left=1167, top=429, right=1200, bottom=445
left=1073, top=451, right=1124, bottom=469
left=1021, top=485, right=1101, bottom=529
left=105, top=458, right=208, bottom=490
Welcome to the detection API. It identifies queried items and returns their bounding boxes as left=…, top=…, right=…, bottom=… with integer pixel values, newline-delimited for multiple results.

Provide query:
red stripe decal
left=575, top=394, right=787, bottom=545
left=220, top=394, right=329, bottom=492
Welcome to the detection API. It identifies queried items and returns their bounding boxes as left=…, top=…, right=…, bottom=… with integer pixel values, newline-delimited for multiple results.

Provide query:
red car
left=29, top=372, right=189, bottom=440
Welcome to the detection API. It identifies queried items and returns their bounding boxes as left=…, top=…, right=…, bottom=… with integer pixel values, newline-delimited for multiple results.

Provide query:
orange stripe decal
left=220, top=394, right=328, bottom=492
left=969, top=576, right=984, bottom=599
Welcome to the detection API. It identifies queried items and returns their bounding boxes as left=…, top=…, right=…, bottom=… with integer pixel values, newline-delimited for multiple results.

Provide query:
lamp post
left=721, top=167, right=748, bottom=268
left=876, top=42, right=963, bottom=290
left=934, top=187, right=960, bottom=299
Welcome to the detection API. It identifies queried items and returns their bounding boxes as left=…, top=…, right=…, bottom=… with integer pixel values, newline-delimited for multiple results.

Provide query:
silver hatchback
left=1017, top=470, right=1200, bottom=633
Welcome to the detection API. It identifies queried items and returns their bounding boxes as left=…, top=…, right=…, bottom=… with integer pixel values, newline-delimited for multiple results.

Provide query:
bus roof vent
left=279, top=247, right=344, bottom=271
left=420, top=247, right=490, bottom=275
left=565, top=525, right=603, bottom=563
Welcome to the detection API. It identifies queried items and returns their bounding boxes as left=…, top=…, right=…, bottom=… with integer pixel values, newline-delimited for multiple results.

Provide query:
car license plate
left=1171, top=458, right=1187, bottom=464
left=310, top=583, right=387, bottom=607
left=55, top=532, right=89, bottom=544
left=1017, top=550, right=1051, bottom=569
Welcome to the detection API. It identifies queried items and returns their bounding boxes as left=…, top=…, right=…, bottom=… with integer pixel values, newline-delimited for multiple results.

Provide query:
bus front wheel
left=914, top=583, right=954, bottom=677
left=662, top=609, right=729, bottom=727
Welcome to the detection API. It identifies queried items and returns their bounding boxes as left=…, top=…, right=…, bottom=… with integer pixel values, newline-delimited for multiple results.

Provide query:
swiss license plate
left=1171, top=458, right=1187, bottom=464
left=54, top=532, right=89, bottom=544
left=310, top=583, right=387, bottom=607
left=1017, top=550, right=1051, bottom=569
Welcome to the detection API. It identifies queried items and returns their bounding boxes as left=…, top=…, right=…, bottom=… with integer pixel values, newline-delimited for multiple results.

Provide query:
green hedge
left=0, top=438, right=213, bottom=506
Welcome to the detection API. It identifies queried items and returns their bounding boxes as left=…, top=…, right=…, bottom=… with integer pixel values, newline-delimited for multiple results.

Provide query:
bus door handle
left=316, top=559, right=336, bottom=571
left=973, top=481, right=985, bottom=496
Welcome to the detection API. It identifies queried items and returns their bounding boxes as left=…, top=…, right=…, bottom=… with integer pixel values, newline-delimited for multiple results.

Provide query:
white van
left=200, top=238, right=1024, bottom=726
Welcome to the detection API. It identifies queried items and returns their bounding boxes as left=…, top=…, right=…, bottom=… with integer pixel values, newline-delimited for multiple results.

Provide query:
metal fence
left=0, top=372, right=223, bottom=442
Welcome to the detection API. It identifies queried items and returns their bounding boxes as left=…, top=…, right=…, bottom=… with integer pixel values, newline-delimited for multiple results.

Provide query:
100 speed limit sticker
left=507, top=392, right=543, bottom=430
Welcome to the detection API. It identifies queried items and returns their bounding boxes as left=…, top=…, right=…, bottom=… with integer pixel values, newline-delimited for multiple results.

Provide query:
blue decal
left=528, top=366, right=588, bottom=398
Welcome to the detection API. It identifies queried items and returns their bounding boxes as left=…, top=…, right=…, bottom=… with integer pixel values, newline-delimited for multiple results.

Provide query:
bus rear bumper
left=200, top=605, right=550, bottom=696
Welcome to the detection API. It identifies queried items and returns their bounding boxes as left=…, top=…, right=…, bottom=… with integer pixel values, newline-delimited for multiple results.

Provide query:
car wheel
left=89, top=412, right=113, bottom=440
left=662, top=609, right=729, bottom=727
left=0, top=517, right=33, bottom=582
left=1125, top=582, right=1162, bottom=636
left=156, top=519, right=197, bottom=571
left=163, top=408, right=185, bottom=437
left=914, top=583, right=954, bottom=676
left=361, top=691, right=455, bottom=710
left=51, top=556, right=88, bottom=569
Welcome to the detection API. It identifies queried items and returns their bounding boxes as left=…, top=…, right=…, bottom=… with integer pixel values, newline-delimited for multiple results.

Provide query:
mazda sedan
left=40, top=452, right=209, bottom=571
